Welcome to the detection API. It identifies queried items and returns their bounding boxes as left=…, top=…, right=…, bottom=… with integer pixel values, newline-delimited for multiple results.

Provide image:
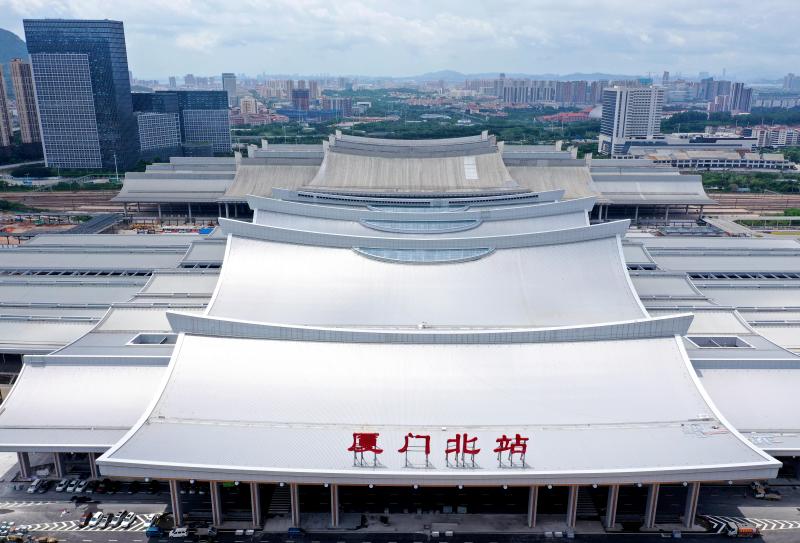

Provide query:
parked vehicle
left=112, top=511, right=126, bottom=528
left=95, top=479, right=109, bottom=494
left=168, top=527, right=188, bottom=539
left=147, top=480, right=161, bottom=494
left=87, top=512, right=103, bottom=528
left=55, top=479, right=70, bottom=492
left=120, top=511, right=136, bottom=529
left=726, top=521, right=759, bottom=538
left=0, top=521, right=13, bottom=536
left=128, top=481, right=141, bottom=494
left=26, top=479, right=42, bottom=494
left=79, top=512, right=93, bottom=527
left=66, top=480, right=80, bottom=493
left=100, top=514, right=112, bottom=529
left=36, top=480, right=52, bottom=494
left=75, top=479, right=89, bottom=493
left=85, top=480, right=97, bottom=494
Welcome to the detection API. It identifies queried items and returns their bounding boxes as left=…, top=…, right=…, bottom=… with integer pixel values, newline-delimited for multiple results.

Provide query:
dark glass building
left=133, top=91, right=230, bottom=156
left=23, top=19, right=139, bottom=170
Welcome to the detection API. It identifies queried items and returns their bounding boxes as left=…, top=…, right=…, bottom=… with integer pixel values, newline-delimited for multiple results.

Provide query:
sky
left=0, top=0, right=798, bottom=81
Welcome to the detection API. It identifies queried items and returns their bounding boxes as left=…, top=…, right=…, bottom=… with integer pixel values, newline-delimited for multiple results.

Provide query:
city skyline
left=0, top=0, right=798, bottom=80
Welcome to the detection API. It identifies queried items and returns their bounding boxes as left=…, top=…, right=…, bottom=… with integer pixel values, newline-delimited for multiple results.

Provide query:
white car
left=75, top=479, right=89, bottom=493
left=88, top=512, right=103, bottom=528
left=168, top=527, right=189, bottom=539
left=55, top=479, right=70, bottom=492
left=66, top=479, right=80, bottom=493
left=112, top=511, right=126, bottom=528
left=25, top=479, right=42, bottom=494
left=120, top=511, right=136, bottom=529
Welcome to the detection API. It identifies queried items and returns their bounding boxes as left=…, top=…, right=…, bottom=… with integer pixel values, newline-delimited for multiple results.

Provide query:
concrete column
left=643, top=483, right=660, bottom=529
left=187, top=203, right=193, bottom=221
left=218, top=203, right=222, bottom=219
left=330, top=484, right=339, bottom=528
left=634, top=206, right=639, bottom=224
left=527, top=486, right=538, bottom=528
left=17, top=452, right=30, bottom=479
left=566, top=485, right=579, bottom=529
left=289, top=483, right=300, bottom=527
left=234, top=205, right=238, bottom=218
left=53, top=452, right=64, bottom=479
left=605, top=485, right=619, bottom=530
left=137, top=202, right=141, bottom=213
left=210, top=482, right=223, bottom=526
left=664, top=206, right=670, bottom=225
left=250, top=483, right=261, bottom=528
left=699, top=205, right=705, bottom=218
left=157, top=204, right=162, bottom=220
left=683, top=482, right=700, bottom=529
left=88, top=453, right=99, bottom=480
left=169, top=480, right=183, bottom=527
left=225, top=203, right=230, bottom=218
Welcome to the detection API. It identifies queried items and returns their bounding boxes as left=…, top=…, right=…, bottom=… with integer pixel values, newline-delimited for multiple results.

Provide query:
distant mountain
left=0, top=28, right=28, bottom=99
left=408, top=70, right=643, bottom=82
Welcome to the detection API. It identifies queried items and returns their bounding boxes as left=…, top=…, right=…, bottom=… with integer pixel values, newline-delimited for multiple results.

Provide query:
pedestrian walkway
left=704, top=515, right=800, bottom=532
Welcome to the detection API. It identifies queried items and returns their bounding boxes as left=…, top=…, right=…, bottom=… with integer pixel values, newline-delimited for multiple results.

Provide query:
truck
left=726, top=522, right=760, bottom=538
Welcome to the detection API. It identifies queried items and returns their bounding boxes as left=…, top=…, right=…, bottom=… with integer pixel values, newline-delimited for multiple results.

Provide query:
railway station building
left=1, top=135, right=800, bottom=535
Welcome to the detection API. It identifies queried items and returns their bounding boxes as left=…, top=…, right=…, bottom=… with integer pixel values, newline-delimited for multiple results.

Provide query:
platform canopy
left=205, top=227, right=646, bottom=329
left=307, top=151, right=519, bottom=193
left=0, top=360, right=166, bottom=451
left=98, top=334, right=777, bottom=484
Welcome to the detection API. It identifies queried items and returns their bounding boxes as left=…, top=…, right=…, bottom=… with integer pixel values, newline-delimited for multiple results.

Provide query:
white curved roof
left=251, top=210, right=588, bottom=238
left=98, top=334, right=777, bottom=484
left=206, top=234, right=646, bottom=328
left=0, top=361, right=167, bottom=452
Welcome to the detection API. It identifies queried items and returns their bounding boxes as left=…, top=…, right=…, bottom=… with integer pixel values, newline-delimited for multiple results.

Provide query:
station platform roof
left=97, top=334, right=777, bottom=485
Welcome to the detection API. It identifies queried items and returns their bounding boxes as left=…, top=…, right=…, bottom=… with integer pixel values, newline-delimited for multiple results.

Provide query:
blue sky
left=0, top=0, right=797, bottom=80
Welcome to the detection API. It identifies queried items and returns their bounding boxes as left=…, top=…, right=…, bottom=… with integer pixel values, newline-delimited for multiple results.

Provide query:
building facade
left=221, top=72, right=236, bottom=107
left=23, top=19, right=139, bottom=170
left=599, top=86, right=665, bottom=156
left=239, top=95, right=257, bottom=115
left=135, top=112, right=181, bottom=160
left=291, top=88, right=310, bottom=112
left=0, top=65, right=12, bottom=147
left=9, top=59, right=41, bottom=144
left=133, top=90, right=231, bottom=156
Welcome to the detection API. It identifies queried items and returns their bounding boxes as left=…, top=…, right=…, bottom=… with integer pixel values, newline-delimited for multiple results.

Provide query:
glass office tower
left=23, top=19, right=139, bottom=170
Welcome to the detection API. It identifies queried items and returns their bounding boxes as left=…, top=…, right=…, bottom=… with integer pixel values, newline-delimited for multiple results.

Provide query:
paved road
left=1, top=483, right=800, bottom=542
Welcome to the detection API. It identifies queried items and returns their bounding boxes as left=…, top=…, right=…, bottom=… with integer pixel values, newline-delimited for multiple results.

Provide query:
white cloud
left=0, top=0, right=796, bottom=79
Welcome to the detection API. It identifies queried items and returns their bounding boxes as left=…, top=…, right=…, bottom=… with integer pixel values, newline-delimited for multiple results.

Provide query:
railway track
left=0, top=191, right=124, bottom=213
left=708, top=192, right=800, bottom=214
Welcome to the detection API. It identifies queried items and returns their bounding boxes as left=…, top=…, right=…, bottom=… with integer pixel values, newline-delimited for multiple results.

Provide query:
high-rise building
left=222, top=73, right=237, bottom=107
left=239, top=95, right=258, bottom=115
left=662, top=71, right=670, bottom=85
left=322, top=96, right=352, bottom=116
left=185, top=74, right=196, bottom=87
left=291, top=88, right=310, bottom=112
left=168, top=76, right=177, bottom=89
left=9, top=59, right=41, bottom=144
left=177, top=91, right=231, bottom=154
left=308, top=80, right=320, bottom=101
left=133, top=90, right=231, bottom=156
left=0, top=66, right=12, bottom=147
left=598, top=85, right=665, bottom=156
left=23, top=19, right=139, bottom=169
left=729, top=82, right=752, bottom=113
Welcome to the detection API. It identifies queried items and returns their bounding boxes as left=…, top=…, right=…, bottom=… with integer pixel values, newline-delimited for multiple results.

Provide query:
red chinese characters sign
left=348, top=432, right=529, bottom=468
